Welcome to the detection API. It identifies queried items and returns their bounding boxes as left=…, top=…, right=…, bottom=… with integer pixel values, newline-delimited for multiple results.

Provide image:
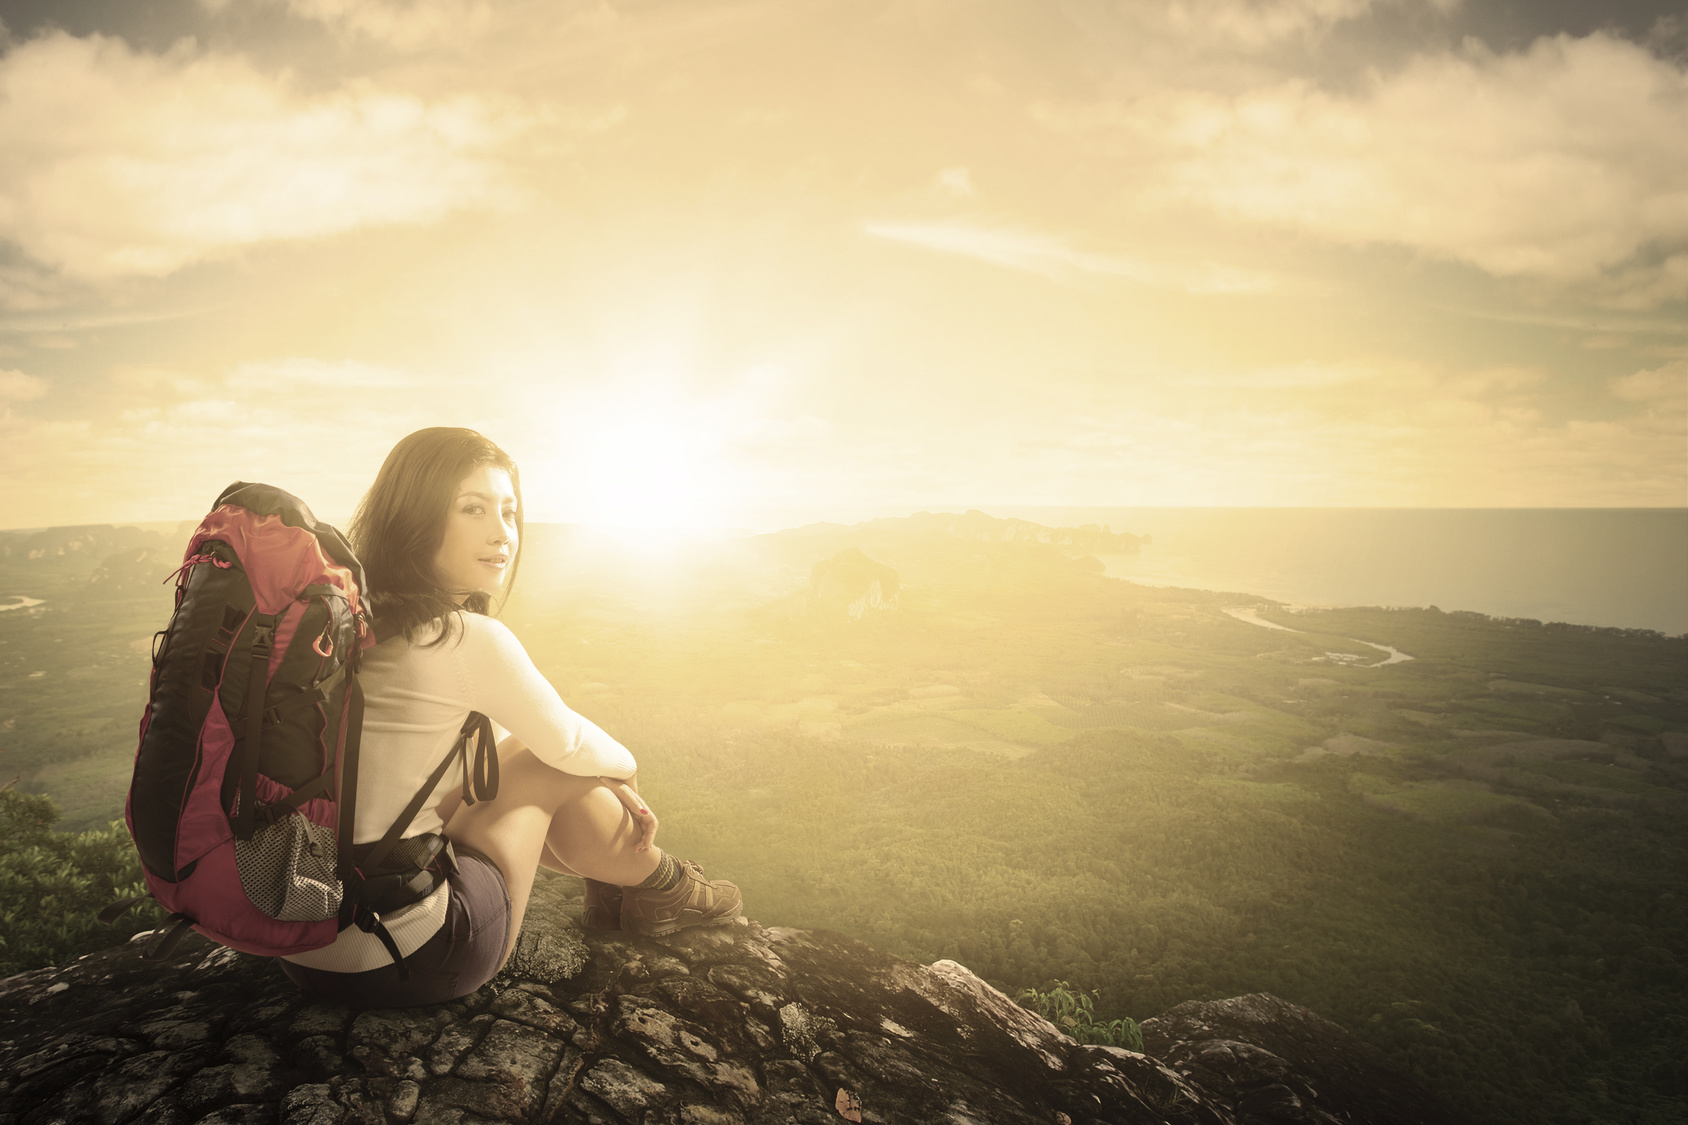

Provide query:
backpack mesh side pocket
left=232, top=809, right=342, bottom=921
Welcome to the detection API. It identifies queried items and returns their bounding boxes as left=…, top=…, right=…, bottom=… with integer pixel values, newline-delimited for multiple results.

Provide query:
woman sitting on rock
left=279, top=427, right=741, bottom=1007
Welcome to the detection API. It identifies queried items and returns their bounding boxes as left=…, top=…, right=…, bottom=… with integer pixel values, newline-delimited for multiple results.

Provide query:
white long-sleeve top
left=282, top=612, right=635, bottom=972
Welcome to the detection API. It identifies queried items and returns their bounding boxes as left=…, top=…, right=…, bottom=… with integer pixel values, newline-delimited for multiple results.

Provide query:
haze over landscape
left=1, top=3, right=1686, bottom=1124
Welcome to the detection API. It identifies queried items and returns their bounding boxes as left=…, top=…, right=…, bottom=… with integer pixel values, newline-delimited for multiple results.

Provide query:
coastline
left=1044, top=507, right=1688, bottom=635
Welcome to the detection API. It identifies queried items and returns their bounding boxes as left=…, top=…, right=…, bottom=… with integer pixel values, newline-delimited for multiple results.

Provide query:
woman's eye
left=463, top=504, right=485, bottom=516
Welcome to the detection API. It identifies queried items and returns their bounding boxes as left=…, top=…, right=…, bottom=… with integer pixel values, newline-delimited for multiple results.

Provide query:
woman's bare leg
left=444, top=747, right=658, bottom=966
left=538, top=844, right=580, bottom=875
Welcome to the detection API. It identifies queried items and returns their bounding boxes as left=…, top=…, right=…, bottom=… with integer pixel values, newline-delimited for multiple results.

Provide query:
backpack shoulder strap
left=334, top=655, right=367, bottom=928
left=348, top=711, right=491, bottom=879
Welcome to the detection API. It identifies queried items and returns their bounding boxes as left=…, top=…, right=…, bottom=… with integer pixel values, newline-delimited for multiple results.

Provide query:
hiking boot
left=620, top=859, right=743, bottom=938
left=581, top=878, right=622, bottom=930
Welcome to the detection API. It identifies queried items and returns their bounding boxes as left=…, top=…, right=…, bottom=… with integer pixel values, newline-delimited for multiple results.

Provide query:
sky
left=0, top=0, right=1683, bottom=532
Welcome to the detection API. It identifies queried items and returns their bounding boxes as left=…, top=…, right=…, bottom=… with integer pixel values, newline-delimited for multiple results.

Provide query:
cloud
left=0, top=369, right=48, bottom=401
left=1585, top=250, right=1688, bottom=310
left=225, top=357, right=420, bottom=391
left=934, top=167, right=976, bottom=199
left=1038, top=32, right=1688, bottom=293
left=1610, top=359, right=1687, bottom=403
left=731, top=413, right=834, bottom=451
left=0, top=32, right=532, bottom=280
left=1175, top=361, right=1386, bottom=389
left=1164, top=0, right=1376, bottom=48
left=862, top=220, right=1275, bottom=294
left=1130, top=0, right=1465, bottom=51
left=247, top=0, right=496, bottom=50
left=0, top=354, right=474, bottom=526
left=983, top=381, right=1682, bottom=508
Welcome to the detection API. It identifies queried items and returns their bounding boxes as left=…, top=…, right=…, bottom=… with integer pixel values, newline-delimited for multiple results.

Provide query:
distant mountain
left=0, top=525, right=159, bottom=564
left=752, top=509, right=1144, bottom=596
left=88, top=546, right=182, bottom=591
left=810, top=548, right=900, bottom=621
left=0, top=525, right=191, bottom=593
left=782, top=510, right=1148, bottom=555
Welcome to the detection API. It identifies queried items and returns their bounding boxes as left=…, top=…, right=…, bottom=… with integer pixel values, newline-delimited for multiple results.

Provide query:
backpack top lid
left=197, top=482, right=368, bottom=615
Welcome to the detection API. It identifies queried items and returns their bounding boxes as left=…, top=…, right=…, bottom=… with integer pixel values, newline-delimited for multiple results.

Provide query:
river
left=1223, top=606, right=1415, bottom=668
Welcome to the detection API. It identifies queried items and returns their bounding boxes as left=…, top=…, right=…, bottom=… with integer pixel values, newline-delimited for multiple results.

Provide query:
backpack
left=102, top=482, right=498, bottom=976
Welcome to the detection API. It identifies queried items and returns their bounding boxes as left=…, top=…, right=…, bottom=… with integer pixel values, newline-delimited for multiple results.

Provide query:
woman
left=279, top=427, right=741, bottom=1007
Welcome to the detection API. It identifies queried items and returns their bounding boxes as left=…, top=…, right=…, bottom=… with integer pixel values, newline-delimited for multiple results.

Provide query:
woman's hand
left=603, top=776, right=658, bottom=853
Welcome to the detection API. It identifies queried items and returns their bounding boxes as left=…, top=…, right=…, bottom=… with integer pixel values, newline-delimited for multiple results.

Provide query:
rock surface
left=0, top=875, right=1461, bottom=1125
left=1142, top=996, right=1459, bottom=1125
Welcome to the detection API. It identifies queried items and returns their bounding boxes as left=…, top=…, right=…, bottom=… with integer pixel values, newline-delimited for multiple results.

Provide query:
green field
left=3, top=515, right=1685, bottom=1124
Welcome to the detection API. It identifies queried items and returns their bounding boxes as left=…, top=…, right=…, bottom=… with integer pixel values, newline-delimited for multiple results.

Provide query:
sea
left=997, top=508, right=1688, bottom=636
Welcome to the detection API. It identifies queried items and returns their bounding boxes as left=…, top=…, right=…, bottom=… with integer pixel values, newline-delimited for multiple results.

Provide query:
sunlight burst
left=559, top=413, right=734, bottom=551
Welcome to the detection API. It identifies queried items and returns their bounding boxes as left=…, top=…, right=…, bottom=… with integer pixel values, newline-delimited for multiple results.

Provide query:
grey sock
left=632, top=851, right=682, bottom=892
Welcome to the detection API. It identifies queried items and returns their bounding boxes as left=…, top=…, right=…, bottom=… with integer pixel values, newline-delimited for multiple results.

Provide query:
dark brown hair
left=350, top=427, right=524, bottom=645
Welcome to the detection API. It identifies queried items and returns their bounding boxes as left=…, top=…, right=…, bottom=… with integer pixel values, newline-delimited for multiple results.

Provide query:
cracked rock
left=0, top=873, right=1461, bottom=1125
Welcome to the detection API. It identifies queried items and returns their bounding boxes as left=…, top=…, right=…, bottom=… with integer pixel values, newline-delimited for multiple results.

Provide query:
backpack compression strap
left=231, top=612, right=279, bottom=842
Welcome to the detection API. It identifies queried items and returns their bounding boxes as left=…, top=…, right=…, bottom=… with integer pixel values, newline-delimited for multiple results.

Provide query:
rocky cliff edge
left=0, top=875, right=1461, bottom=1125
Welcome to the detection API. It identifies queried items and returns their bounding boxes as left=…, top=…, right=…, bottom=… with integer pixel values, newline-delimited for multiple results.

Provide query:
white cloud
left=1134, top=0, right=1466, bottom=50
left=1610, top=359, right=1687, bottom=403
left=986, top=384, right=1683, bottom=508
left=731, top=414, right=834, bottom=450
left=0, top=369, right=48, bottom=401
left=170, top=398, right=247, bottom=424
left=1039, top=33, right=1688, bottom=293
left=862, top=220, right=1275, bottom=294
left=0, top=32, right=531, bottom=279
left=1164, top=0, right=1376, bottom=48
left=934, top=167, right=976, bottom=199
left=277, top=0, right=494, bottom=50
left=226, top=357, right=419, bottom=391
left=1176, top=361, right=1385, bottom=389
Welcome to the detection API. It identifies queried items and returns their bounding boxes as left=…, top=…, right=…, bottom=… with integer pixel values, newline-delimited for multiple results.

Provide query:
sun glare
left=561, top=415, right=735, bottom=553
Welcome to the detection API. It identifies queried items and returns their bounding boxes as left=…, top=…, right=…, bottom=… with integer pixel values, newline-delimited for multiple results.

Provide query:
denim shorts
left=278, top=842, right=511, bottom=1008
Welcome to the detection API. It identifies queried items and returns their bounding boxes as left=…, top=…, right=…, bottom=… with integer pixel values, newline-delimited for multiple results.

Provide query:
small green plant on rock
left=1015, top=979, right=1145, bottom=1051
left=0, top=781, right=159, bottom=976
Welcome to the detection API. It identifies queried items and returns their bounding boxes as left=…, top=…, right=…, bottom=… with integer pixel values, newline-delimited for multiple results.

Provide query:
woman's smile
left=434, top=463, right=519, bottom=600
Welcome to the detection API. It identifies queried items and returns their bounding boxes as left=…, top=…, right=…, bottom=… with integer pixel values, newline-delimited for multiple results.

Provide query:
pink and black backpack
left=104, top=482, right=496, bottom=974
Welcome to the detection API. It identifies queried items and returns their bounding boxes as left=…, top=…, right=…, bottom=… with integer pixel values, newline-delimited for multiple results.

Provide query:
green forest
left=2, top=514, right=1685, bottom=1125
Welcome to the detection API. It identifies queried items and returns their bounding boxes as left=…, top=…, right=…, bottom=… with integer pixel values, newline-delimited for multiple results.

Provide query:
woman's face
left=433, top=464, right=518, bottom=602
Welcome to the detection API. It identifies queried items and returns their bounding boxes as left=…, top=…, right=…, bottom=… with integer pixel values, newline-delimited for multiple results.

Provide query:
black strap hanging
left=356, top=912, right=410, bottom=981
left=142, top=914, right=197, bottom=961
left=96, top=894, right=153, bottom=925
left=459, top=713, right=499, bottom=806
